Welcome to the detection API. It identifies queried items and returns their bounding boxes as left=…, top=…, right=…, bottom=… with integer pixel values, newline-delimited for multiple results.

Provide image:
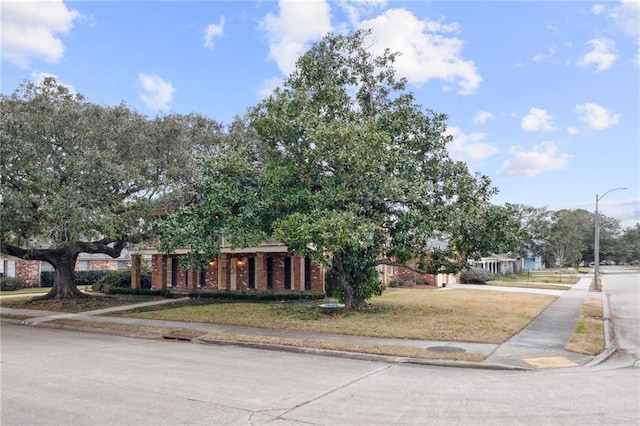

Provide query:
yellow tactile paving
left=523, top=356, right=579, bottom=368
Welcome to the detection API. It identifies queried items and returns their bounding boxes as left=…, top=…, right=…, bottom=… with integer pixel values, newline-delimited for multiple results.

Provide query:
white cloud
left=591, top=5, right=605, bottom=16
left=204, top=16, right=225, bottom=49
left=566, top=126, right=580, bottom=135
left=260, top=0, right=332, bottom=76
left=445, top=127, right=499, bottom=162
left=1, top=0, right=81, bottom=68
left=611, top=0, right=640, bottom=37
left=575, top=103, right=621, bottom=130
left=337, top=0, right=387, bottom=26
left=359, top=8, right=482, bottom=94
left=521, top=108, right=556, bottom=132
left=577, top=38, right=617, bottom=72
left=532, top=45, right=558, bottom=62
left=138, top=73, right=176, bottom=111
left=256, top=76, right=283, bottom=99
left=473, top=110, right=494, bottom=125
left=498, top=142, right=571, bottom=177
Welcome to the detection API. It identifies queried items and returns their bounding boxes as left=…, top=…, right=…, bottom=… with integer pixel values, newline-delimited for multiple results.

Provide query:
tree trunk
left=34, top=251, right=85, bottom=300
left=332, top=253, right=366, bottom=311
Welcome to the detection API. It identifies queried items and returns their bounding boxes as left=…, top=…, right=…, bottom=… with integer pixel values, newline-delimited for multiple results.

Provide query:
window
left=248, top=257, right=255, bottom=289
left=284, top=257, right=291, bottom=290
left=200, top=269, right=207, bottom=288
left=117, top=260, right=128, bottom=270
left=266, top=257, right=273, bottom=289
left=77, top=260, right=89, bottom=271
left=304, top=256, right=311, bottom=290
left=170, top=257, right=177, bottom=287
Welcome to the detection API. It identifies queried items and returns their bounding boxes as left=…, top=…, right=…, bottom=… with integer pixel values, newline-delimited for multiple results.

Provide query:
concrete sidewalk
left=0, top=278, right=608, bottom=370
left=484, top=276, right=597, bottom=369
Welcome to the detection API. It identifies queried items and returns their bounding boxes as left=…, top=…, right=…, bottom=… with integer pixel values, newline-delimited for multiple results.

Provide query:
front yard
left=110, top=288, right=556, bottom=344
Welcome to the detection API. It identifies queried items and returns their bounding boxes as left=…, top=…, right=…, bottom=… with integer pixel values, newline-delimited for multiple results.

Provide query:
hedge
left=0, top=277, right=26, bottom=291
left=40, top=270, right=111, bottom=287
left=189, top=292, right=326, bottom=302
left=460, top=267, right=495, bottom=284
left=107, top=288, right=173, bottom=298
left=92, top=270, right=152, bottom=293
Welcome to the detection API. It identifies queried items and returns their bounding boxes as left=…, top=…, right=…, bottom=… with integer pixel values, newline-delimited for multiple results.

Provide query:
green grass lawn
left=113, top=288, right=557, bottom=344
left=491, top=272, right=581, bottom=285
left=0, top=287, right=51, bottom=296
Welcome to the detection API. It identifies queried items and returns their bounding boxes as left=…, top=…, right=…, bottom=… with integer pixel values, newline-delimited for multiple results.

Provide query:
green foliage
left=0, top=277, right=26, bottom=291
left=91, top=270, right=151, bottom=293
left=0, top=77, right=223, bottom=298
left=157, top=30, right=507, bottom=310
left=189, top=292, right=326, bottom=302
left=460, top=267, right=495, bottom=284
left=40, top=270, right=111, bottom=287
left=107, top=288, right=173, bottom=298
left=387, top=279, right=423, bottom=288
left=40, top=271, right=54, bottom=287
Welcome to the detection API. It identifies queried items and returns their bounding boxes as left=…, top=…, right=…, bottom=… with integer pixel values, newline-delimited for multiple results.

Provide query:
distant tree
left=506, top=204, right=552, bottom=258
left=615, top=224, right=640, bottom=264
left=0, top=78, right=222, bottom=299
left=545, top=209, right=594, bottom=268
left=157, top=30, right=517, bottom=310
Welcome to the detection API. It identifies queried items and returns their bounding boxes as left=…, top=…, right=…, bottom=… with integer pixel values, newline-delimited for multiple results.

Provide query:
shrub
left=107, top=287, right=173, bottom=298
left=40, top=270, right=111, bottom=287
left=92, top=270, right=151, bottom=293
left=0, top=277, right=26, bottom=291
left=388, top=279, right=415, bottom=288
left=76, top=270, right=110, bottom=286
left=40, top=271, right=54, bottom=287
left=189, top=292, right=326, bottom=302
left=460, top=267, right=495, bottom=284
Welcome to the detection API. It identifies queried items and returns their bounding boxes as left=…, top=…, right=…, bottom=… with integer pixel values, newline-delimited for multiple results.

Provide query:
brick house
left=0, top=251, right=131, bottom=287
left=131, top=239, right=326, bottom=294
left=377, top=239, right=460, bottom=287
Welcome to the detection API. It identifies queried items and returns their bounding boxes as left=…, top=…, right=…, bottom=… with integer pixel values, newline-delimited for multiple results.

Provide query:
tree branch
left=374, top=258, right=427, bottom=274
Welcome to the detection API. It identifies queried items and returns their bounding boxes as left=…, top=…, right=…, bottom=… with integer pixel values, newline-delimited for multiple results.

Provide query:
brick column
left=187, top=267, right=198, bottom=293
left=218, top=253, right=229, bottom=291
left=152, top=255, right=167, bottom=290
left=131, top=254, right=141, bottom=289
left=255, top=252, right=267, bottom=292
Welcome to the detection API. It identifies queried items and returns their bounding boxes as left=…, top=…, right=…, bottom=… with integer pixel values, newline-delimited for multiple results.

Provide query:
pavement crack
left=274, top=364, right=394, bottom=421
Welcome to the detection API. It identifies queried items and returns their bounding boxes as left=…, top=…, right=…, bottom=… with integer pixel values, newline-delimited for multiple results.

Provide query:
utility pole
left=594, top=187, right=627, bottom=290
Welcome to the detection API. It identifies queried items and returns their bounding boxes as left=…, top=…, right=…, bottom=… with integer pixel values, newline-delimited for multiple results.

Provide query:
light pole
left=594, top=187, right=627, bottom=290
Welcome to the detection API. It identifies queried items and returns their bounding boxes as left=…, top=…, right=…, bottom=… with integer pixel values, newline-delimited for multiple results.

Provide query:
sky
left=2, top=0, right=639, bottom=229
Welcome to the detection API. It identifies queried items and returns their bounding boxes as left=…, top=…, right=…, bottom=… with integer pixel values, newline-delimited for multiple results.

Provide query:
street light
left=594, top=187, right=627, bottom=290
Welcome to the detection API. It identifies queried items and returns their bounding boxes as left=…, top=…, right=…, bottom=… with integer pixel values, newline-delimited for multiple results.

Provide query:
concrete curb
left=193, top=337, right=531, bottom=371
left=1, top=317, right=527, bottom=371
left=583, top=290, right=618, bottom=367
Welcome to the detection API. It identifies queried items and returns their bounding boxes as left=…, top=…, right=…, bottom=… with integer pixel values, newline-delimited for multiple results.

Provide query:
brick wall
left=150, top=252, right=326, bottom=294
left=15, top=260, right=40, bottom=286
left=88, top=260, right=120, bottom=270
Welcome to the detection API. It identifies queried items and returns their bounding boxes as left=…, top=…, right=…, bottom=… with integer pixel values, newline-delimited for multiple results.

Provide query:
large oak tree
left=0, top=78, right=222, bottom=299
left=158, top=31, right=520, bottom=310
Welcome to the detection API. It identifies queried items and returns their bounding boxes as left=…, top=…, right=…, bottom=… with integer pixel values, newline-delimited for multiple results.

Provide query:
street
left=603, top=267, right=640, bottom=361
left=1, top=322, right=638, bottom=425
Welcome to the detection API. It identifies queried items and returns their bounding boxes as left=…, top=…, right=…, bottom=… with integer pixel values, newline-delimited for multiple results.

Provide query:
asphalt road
left=603, top=268, right=640, bottom=362
left=1, top=324, right=638, bottom=425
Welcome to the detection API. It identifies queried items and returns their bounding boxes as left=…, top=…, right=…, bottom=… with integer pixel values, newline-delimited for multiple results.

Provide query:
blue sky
left=2, top=0, right=639, bottom=229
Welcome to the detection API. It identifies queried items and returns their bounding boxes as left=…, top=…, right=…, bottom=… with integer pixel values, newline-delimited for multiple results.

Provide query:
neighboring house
left=470, top=254, right=517, bottom=275
left=378, top=239, right=459, bottom=288
left=132, top=239, right=325, bottom=294
left=0, top=250, right=132, bottom=286
left=519, top=255, right=544, bottom=271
